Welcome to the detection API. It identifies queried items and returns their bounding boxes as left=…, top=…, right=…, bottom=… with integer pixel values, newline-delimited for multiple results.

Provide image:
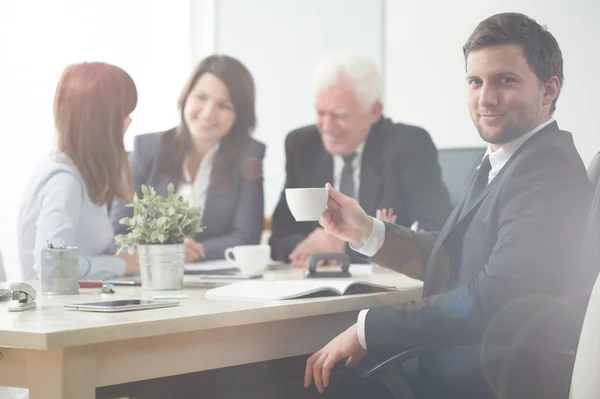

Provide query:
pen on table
left=79, top=281, right=103, bottom=288
left=79, top=281, right=116, bottom=293
left=410, top=221, right=419, bottom=232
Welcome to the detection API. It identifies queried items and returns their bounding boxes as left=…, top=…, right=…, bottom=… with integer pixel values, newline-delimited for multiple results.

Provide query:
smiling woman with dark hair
left=111, top=54, right=265, bottom=262
left=18, top=62, right=140, bottom=280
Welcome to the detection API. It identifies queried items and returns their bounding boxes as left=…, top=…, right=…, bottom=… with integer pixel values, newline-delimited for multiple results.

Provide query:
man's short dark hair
left=463, top=12, right=563, bottom=113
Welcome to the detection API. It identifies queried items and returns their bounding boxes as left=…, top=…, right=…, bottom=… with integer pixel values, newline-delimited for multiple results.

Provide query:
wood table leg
left=26, top=345, right=96, bottom=399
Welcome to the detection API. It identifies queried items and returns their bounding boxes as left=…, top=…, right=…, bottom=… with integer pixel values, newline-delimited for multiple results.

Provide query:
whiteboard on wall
left=214, top=0, right=384, bottom=215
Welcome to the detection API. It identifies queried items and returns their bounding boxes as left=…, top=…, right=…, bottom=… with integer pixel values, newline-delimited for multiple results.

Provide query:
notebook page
left=205, top=280, right=361, bottom=300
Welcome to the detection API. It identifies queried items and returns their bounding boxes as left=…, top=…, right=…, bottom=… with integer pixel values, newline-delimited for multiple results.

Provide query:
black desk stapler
left=306, top=253, right=351, bottom=278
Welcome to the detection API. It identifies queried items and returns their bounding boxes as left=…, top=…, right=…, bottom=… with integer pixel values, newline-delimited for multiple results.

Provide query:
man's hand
left=304, top=323, right=367, bottom=394
left=289, top=228, right=346, bottom=268
left=185, top=238, right=205, bottom=262
left=376, top=208, right=397, bottom=224
left=320, top=183, right=373, bottom=246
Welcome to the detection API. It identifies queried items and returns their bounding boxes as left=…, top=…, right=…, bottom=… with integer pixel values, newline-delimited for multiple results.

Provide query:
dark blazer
left=111, top=129, right=266, bottom=261
left=366, top=122, right=593, bottom=355
left=269, top=117, right=452, bottom=262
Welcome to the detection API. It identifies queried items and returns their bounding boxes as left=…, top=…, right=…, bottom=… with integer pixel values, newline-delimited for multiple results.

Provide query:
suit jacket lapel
left=306, top=147, right=334, bottom=230
left=429, top=200, right=463, bottom=258
left=422, top=199, right=463, bottom=294
left=316, top=150, right=334, bottom=187
left=195, top=149, right=236, bottom=234
left=201, top=184, right=230, bottom=234
left=423, top=170, right=498, bottom=295
left=359, top=121, right=384, bottom=215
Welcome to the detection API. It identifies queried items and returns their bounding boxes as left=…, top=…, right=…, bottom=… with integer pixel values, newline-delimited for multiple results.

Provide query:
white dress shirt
left=353, top=118, right=555, bottom=350
left=178, top=143, right=220, bottom=208
left=333, top=141, right=365, bottom=200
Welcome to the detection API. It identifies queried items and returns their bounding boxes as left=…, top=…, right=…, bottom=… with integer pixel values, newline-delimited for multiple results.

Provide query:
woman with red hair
left=18, top=62, right=139, bottom=280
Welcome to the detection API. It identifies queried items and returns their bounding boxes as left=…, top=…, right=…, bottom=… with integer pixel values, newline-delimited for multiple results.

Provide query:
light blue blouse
left=17, top=154, right=126, bottom=280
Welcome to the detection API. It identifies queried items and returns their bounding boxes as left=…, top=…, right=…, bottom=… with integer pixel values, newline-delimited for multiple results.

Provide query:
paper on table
left=184, top=259, right=286, bottom=274
left=184, top=260, right=236, bottom=273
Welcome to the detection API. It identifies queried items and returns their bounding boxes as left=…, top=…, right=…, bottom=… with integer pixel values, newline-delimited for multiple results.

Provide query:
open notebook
left=204, top=280, right=401, bottom=300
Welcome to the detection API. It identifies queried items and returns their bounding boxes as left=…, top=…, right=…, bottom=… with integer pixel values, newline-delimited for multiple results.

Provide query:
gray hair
left=313, top=54, right=382, bottom=110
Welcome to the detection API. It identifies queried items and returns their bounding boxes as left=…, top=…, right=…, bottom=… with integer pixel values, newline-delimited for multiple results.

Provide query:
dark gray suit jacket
left=366, top=122, right=593, bottom=353
left=269, top=117, right=452, bottom=262
left=111, top=129, right=266, bottom=260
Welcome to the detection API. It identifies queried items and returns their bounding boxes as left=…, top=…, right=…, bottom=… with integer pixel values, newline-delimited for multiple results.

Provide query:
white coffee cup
left=224, top=245, right=271, bottom=276
left=285, top=188, right=328, bottom=221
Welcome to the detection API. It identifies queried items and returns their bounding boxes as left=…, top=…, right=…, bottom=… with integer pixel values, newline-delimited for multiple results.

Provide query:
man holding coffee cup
left=302, top=13, right=593, bottom=398
left=270, top=54, right=451, bottom=267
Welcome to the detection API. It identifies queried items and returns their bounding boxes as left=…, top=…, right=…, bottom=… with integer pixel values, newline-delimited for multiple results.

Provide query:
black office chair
left=359, top=153, right=600, bottom=399
left=437, top=147, right=487, bottom=207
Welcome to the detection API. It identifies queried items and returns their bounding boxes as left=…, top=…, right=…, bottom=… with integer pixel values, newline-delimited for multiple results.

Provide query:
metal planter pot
left=138, top=244, right=185, bottom=290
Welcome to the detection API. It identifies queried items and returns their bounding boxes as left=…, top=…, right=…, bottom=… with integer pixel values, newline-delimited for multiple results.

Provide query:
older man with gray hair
left=270, top=54, right=451, bottom=267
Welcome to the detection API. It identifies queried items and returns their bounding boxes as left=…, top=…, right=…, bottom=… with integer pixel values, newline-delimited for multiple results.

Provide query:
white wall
left=0, top=0, right=192, bottom=278
left=384, top=0, right=600, bottom=165
left=211, top=0, right=384, bottom=215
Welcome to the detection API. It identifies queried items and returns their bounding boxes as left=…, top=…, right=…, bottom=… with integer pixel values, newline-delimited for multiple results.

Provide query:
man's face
left=466, top=44, right=559, bottom=149
left=315, top=79, right=381, bottom=157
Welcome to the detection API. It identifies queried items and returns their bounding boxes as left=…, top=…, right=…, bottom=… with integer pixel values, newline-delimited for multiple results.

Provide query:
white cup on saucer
left=224, top=245, right=271, bottom=276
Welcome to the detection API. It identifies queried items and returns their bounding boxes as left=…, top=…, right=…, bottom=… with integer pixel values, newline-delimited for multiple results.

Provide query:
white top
left=353, top=118, right=555, bottom=349
left=332, top=141, right=365, bottom=200
left=178, top=142, right=220, bottom=207
left=17, top=154, right=125, bottom=281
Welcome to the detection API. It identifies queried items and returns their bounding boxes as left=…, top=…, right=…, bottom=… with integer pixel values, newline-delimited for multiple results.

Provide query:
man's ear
left=370, top=100, right=383, bottom=122
left=542, top=76, right=561, bottom=108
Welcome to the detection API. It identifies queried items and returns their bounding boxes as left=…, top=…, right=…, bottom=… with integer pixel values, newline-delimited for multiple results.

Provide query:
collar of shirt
left=180, top=141, right=221, bottom=207
left=484, top=118, right=555, bottom=181
left=333, top=140, right=366, bottom=198
left=182, top=142, right=221, bottom=184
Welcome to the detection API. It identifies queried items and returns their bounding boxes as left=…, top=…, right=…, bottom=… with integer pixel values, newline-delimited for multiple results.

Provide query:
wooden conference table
left=0, top=267, right=422, bottom=398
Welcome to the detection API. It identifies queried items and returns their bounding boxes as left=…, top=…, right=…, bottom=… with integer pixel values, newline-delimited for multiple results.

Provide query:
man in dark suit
left=270, top=55, right=451, bottom=266
left=303, top=13, right=593, bottom=398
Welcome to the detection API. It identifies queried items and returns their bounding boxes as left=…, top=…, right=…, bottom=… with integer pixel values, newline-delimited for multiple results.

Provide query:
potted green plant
left=115, top=183, right=204, bottom=290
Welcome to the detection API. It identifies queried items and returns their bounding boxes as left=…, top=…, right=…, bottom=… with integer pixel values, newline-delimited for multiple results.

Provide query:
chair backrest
left=570, top=273, right=600, bottom=398
left=586, top=152, right=600, bottom=251
left=588, top=152, right=600, bottom=187
left=437, top=147, right=487, bottom=207
left=569, top=152, right=600, bottom=398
